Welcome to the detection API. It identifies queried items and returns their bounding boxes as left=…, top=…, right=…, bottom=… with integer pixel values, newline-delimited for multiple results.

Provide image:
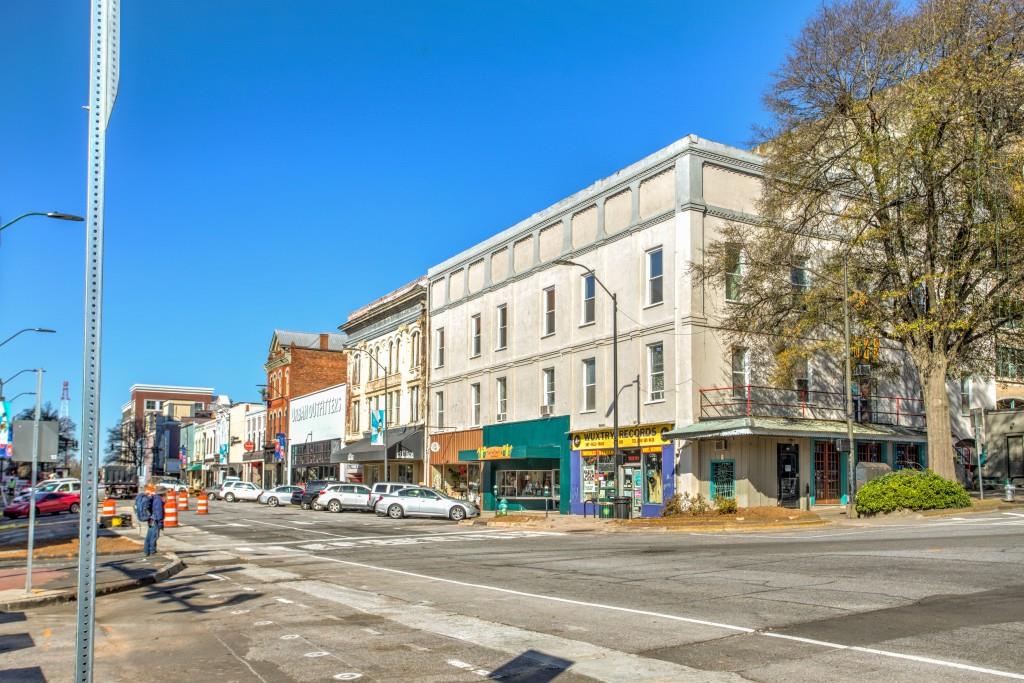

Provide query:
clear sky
left=0, top=0, right=819, bottom=452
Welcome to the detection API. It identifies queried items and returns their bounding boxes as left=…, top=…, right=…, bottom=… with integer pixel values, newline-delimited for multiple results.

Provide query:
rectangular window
left=351, top=400, right=360, bottom=432
left=648, top=343, right=665, bottom=401
left=997, top=346, right=1024, bottom=380
left=435, top=391, right=444, bottom=429
left=791, top=259, right=809, bottom=308
left=470, top=314, right=481, bottom=357
left=582, top=358, right=596, bottom=412
left=496, top=304, right=508, bottom=350
left=496, top=377, right=507, bottom=418
left=144, top=400, right=157, bottom=410
left=731, top=347, right=748, bottom=399
left=410, top=386, right=420, bottom=423
left=543, top=287, right=556, bottom=336
left=471, top=383, right=481, bottom=426
left=960, top=377, right=972, bottom=416
left=647, top=247, right=664, bottom=305
left=543, top=368, right=555, bottom=407
left=193, top=402, right=204, bottom=411
left=795, top=358, right=810, bottom=402
left=436, top=328, right=445, bottom=368
left=581, top=274, right=596, bottom=325
left=725, top=248, right=743, bottom=302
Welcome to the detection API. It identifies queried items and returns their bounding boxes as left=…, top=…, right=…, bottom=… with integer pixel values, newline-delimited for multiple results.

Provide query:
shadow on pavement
left=489, top=649, right=574, bottom=682
left=0, top=666, right=45, bottom=682
left=0, top=632, right=34, bottom=655
left=141, top=572, right=263, bottom=616
left=0, top=612, right=26, bottom=625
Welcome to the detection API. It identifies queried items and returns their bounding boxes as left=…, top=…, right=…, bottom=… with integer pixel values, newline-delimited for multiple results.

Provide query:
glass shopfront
left=440, top=463, right=482, bottom=504
left=496, top=469, right=559, bottom=500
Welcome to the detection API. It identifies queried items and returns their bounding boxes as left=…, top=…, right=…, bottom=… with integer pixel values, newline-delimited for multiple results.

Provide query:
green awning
left=663, top=417, right=927, bottom=442
left=187, top=463, right=203, bottom=472
left=458, top=445, right=562, bottom=462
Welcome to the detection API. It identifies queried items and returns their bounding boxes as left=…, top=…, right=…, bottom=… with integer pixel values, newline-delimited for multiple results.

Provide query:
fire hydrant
left=1004, top=481, right=1016, bottom=503
left=497, top=497, right=508, bottom=517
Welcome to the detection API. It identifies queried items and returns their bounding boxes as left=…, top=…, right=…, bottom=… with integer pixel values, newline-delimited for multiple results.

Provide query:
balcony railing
left=700, top=385, right=926, bottom=429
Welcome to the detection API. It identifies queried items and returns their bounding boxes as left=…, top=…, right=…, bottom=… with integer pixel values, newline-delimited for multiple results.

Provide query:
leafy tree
left=696, top=0, right=1024, bottom=480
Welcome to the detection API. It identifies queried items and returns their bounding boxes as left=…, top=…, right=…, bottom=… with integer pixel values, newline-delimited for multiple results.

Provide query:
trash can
left=612, top=496, right=631, bottom=519
left=599, top=502, right=614, bottom=519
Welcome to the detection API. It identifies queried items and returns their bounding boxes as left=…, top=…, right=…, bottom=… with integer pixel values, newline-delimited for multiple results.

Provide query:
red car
left=3, top=492, right=81, bottom=519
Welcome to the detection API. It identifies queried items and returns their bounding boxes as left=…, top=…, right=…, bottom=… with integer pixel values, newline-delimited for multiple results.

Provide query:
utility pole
left=843, top=260, right=857, bottom=518
left=24, top=369, right=43, bottom=594
left=76, top=1, right=119, bottom=680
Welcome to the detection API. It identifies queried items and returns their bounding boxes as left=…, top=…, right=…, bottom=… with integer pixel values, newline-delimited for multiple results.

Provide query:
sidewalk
left=0, top=552, right=184, bottom=611
left=469, top=508, right=827, bottom=533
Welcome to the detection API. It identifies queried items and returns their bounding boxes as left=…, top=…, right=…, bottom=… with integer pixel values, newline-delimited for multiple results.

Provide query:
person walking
left=134, top=484, right=154, bottom=539
left=143, top=486, right=166, bottom=558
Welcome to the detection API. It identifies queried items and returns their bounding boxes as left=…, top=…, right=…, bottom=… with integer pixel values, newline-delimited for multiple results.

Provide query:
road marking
left=304, top=651, right=330, bottom=658
left=212, top=631, right=269, bottom=683
left=207, top=573, right=226, bottom=581
left=240, top=518, right=353, bottom=538
left=1003, top=512, right=1024, bottom=518
left=304, top=555, right=1024, bottom=681
left=275, top=597, right=295, bottom=604
left=232, top=528, right=542, bottom=547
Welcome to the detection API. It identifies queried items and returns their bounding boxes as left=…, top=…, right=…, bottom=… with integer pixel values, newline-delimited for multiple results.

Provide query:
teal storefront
left=458, top=415, right=570, bottom=514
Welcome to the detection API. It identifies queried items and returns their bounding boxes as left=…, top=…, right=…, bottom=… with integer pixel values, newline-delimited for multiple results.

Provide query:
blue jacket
left=151, top=493, right=165, bottom=524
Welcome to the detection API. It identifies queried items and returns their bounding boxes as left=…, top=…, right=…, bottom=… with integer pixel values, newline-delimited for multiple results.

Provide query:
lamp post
left=0, top=328, right=56, bottom=349
left=555, top=259, right=621, bottom=488
left=8, top=392, right=35, bottom=405
left=0, top=368, right=39, bottom=401
left=0, top=211, right=84, bottom=237
left=24, top=369, right=43, bottom=595
left=359, top=350, right=390, bottom=482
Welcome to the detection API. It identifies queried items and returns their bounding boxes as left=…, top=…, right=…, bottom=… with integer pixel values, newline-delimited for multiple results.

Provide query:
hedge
left=855, top=469, right=972, bottom=515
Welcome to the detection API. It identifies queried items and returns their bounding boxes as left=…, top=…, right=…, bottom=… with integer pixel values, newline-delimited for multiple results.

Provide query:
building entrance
left=814, top=441, right=840, bottom=504
left=777, top=443, right=800, bottom=508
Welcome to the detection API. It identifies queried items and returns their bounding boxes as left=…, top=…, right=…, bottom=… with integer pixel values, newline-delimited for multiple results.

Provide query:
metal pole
left=843, top=259, right=857, bottom=518
left=77, top=1, right=118, bottom=679
left=383, top=361, right=389, bottom=482
left=612, top=292, right=620, bottom=492
left=24, top=368, right=42, bottom=594
left=973, top=410, right=984, bottom=500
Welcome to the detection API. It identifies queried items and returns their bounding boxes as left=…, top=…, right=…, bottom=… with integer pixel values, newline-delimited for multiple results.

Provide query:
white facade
left=289, top=383, right=347, bottom=444
left=245, top=406, right=267, bottom=453
left=228, top=402, right=263, bottom=466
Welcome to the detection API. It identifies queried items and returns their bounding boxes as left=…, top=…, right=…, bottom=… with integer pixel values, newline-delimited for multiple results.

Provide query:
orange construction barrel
left=101, top=497, right=116, bottom=517
left=177, top=489, right=188, bottom=511
left=197, top=493, right=208, bottom=515
left=164, top=490, right=178, bottom=528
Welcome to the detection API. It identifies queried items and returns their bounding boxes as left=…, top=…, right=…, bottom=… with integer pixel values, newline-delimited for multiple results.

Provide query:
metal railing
left=699, top=385, right=926, bottom=429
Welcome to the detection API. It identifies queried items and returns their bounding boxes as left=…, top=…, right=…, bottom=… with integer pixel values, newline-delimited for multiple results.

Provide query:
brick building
left=118, top=384, right=215, bottom=480
left=262, top=330, right=347, bottom=483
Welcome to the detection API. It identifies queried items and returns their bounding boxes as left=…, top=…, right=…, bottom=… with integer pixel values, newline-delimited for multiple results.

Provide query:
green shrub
left=855, top=469, right=972, bottom=515
left=715, top=495, right=738, bottom=515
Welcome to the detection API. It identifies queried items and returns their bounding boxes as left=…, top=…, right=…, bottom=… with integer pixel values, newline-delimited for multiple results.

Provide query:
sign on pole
left=370, top=409, right=385, bottom=446
left=76, top=1, right=119, bottom=681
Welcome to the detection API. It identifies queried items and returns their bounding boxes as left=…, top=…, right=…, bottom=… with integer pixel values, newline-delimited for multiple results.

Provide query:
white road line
left=1002, top=512, right=1024, bottom=518
left=240, top=518, right=352, bottom=538
left=232, top=528, right=549, bottom=547
left=306, top=554, right=1024, bottom=681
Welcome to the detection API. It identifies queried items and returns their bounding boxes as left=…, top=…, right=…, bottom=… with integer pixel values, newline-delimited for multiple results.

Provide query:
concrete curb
left=0, top=553, right=185, bottom=612
left=479, top=518, right=830, bottom=533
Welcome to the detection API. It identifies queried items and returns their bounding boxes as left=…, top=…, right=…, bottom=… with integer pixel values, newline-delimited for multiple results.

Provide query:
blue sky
left=0, top=1, right=819, bottom=449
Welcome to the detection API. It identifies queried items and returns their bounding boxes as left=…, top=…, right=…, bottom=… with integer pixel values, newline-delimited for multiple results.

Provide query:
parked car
left=152, top=477, right=188, bottom=494
left=3, top=491, right=81, bottom=519
left=316, top=484, right=372, bottom=513
left=374, top=486, right=479, bottom=521
left=258, top=485, right=304, bottom=507
left=368, top=482, right=415, bottom=511
left=13, top=479, right=80, bottom=502
left=298, top=480, right=341, bottom=510
left=290, top=489, right=305, bottom=506
left=218, top=481, right=263, bottom=502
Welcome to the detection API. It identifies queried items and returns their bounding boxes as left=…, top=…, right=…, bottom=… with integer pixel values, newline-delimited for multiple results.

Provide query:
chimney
left=319, top=333, right=329, bottom=350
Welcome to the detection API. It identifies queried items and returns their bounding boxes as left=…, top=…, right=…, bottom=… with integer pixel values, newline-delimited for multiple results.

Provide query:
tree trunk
left=919, top=356, right=955, bottom=481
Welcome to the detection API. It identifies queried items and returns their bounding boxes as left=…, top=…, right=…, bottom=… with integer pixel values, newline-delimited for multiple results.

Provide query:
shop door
left=814, top=441, right=840, bottom=504
left=1008, top=435, right=1024, bottom=480
left=777, top=444, right=800, bottom=508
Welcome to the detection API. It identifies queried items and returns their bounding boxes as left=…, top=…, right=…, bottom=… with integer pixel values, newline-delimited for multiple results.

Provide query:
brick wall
left=264, top=345, right=347, bottom=442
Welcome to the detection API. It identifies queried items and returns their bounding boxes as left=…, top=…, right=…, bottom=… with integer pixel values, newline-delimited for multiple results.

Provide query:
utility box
left=11, top=420, right=59, bottom=463
left=856, top=462, right=891, bottom=489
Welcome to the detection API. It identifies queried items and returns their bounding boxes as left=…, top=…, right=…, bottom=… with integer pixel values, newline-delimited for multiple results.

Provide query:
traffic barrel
left=101, top=498, right=116, bottom=517
left=177, top=490, right=188, bottom=511
left=197, top=493, right=208, bottom=515
left=164, top=491, right=178, bottom=528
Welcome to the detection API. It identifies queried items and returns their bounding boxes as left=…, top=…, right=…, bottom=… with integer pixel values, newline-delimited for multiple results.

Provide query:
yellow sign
left=571, top=423, right=674, bottom=451
left=478, top=444, right=513, bottom=460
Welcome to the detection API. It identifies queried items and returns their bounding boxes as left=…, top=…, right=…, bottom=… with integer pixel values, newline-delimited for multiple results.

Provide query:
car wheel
left=268, top=497, right=279, bottom=507
left=387, top=504, right=404, bottom=519
left=225, top=492, right=236, bottom=502
left=313, top=502, right=324, bottom=511
left=69, top=503, right=80, bottom=514
left=301, top=501, right=310, bottom=510
left=449, top=506, right=466, bottom=521
left=328, top=500, right=341, bottom=513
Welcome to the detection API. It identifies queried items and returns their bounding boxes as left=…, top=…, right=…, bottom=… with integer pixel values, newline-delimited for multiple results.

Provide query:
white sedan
left=258, top=485, right=303, bottom=507
left=374, top=486, right=480, bottom=521
left=219, top=481, right=263, bottom=502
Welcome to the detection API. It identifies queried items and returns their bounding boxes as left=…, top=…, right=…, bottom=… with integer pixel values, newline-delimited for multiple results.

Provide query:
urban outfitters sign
left=288, top=384, right=347, bottom=444
left=571, top=423, right=674, bottom=451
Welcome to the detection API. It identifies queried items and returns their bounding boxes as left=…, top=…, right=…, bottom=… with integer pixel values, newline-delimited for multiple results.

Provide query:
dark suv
left=298, top=480, right=341, bottom=510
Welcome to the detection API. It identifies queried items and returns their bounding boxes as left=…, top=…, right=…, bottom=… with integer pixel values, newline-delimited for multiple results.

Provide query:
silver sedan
left=374, top=486, right=480, bottom=521
left=257, top=485, right=303, bottom=507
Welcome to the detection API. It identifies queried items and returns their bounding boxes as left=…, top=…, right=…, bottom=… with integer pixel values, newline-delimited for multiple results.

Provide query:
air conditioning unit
left=714, top=439, right=728, bottom=452
left=496, top=413, right=507, bottom=423
left=540, top=404, right=554, bottom=417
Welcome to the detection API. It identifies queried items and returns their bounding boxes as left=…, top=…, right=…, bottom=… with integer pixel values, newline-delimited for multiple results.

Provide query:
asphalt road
left=3, top=501, right=1024, bottom=682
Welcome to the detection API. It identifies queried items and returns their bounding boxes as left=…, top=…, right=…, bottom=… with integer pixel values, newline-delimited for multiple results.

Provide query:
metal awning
left=187, top=463, right=203, bottom=472
left=331, top=427, right=424, bottom=464
left=664, top=417, right=927, bottom=442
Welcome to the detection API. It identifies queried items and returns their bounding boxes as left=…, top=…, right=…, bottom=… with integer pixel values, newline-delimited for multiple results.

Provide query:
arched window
left=396, top=338, right=403, bottom=372
left=389, top=341, right=395, bottom=374
left=411, top=332, right=420, bottom=366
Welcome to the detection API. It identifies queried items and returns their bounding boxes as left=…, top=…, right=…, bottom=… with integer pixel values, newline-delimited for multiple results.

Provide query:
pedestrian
left=143, top=486, right=165, bottom=558
left=134, top=484, right=154, bottom=539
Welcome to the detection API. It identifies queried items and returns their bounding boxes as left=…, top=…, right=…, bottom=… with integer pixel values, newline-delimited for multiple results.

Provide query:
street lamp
left=0, top=328, right=56, bottom=349
left=0, top=369, right=38, bottom=400
left=554, top=258, right=621, bottom=487
left=8, top=391, right=36, bottom=405
left=357, top=349, right=390, bottom=482
left=0, top=211, right=84, bottom=235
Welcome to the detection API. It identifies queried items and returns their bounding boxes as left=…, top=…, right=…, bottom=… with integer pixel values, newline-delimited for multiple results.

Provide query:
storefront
left=457, top=416, right=570, bottom=513
left=333, top=426, right=425, bottom=486
left=290, top=439, right=340, bottom=484
left=568, top=422, right=675, bottom=518
left=428, top=428, right=483, bottom=504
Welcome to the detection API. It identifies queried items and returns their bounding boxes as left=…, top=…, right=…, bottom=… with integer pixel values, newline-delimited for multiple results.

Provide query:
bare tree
left=695, top=0, right=1024, bottom=480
